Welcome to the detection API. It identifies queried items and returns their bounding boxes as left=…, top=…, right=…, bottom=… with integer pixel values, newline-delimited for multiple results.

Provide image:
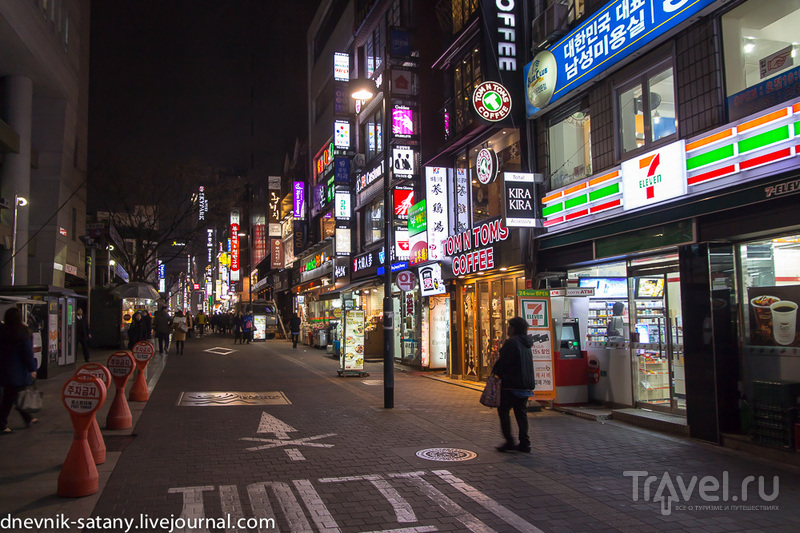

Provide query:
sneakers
left=496, top=442, right=516, bottom=452
left=517, top=442, right=531, bottom=453
left=2, top=427, right=12, bottom=434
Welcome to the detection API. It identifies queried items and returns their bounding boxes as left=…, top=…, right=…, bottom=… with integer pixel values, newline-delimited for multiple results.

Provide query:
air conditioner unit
left=532, top=1, right=569, bottom=50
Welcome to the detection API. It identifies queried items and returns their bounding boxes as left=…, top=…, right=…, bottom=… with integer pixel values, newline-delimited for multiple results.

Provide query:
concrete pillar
left=1, top=76, right=33, bottom=285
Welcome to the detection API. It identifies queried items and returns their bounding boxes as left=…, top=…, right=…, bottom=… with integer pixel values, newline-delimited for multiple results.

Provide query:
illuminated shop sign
left=293, top=182, right=305, bottom=218
left=334, top=52, right=350, bottom=82
left=425, top=167, right=448, bottom=261
left=418, top=263, right=446, bottom=297
left=395, top=228, right=410, bottom=261
left=621, top=141, right=687, bottom=211
left=392, top=146, right=416, bottom=177
left=472, top=81, right=512, bottom=123
left=393, top=188, right=414, bottom=219
left=525, top=0, right=717, bottom=116
left=198, top=186, right=208, bottom=221
left=356, top=159, right=384, bottom=193
left=503, top=172, right=538, bottom=227
left=392, top=106, right=415, bottom=137
left=334, top=120, right=351, bottom=149
left=444, top=219, right=509, bottom=276
left=479, top=0, right=525, bottom=125
left=476, top=148, right=498, bottom=185
left=230, top=210, right=240, bottom=281
left=335, top=191, right=351, bottom=219
left=334, top=157, right=350, bottom=183
left=315, top=142, right=336, bottom=181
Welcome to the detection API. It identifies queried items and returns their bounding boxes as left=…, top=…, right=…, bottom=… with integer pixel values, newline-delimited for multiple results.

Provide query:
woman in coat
left=127, top=311, right=148, bottom=350
left=171, top=310, right=188, bottom=355
left=0, top=307, right=39, bottom=433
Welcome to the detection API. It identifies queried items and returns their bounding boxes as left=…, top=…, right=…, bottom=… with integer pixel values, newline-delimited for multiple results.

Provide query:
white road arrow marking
left=257, top=411, right=298, bottom=440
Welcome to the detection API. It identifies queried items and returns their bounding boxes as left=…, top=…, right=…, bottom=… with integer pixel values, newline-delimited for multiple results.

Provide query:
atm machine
left=550, top=292, right=589, bottom=405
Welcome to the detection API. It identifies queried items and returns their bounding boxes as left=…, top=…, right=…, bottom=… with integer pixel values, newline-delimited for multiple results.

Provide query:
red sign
left=131, top=341, right=155, bottom=363
left=107, top=352, right=135, bottom=379
left=394, top=189, right=414, bottom=218
left=62, top=376, right=105, bottom=415
left=396, top=270, right=417, bottom=292
left=231, top=222, right=240, bottom=272
left=444, top=219, right=509, bottom=276
left=253, top=224, right=267, bottom=265
left=76, top=364, right=111, bottom=389
left=271, top=238, right=283, bottom=269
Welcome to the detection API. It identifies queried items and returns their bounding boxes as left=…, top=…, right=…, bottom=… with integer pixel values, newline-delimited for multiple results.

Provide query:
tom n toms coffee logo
left=526, top=50, right=557, bottom=110
left=472, top=81, right=512, bottom=122
left=476, top=148, right=499, bottom=185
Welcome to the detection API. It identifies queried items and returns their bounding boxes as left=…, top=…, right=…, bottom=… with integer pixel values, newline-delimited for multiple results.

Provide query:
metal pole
left=382, top=86, right=394, bottom=409
left=11, top=196, right=19, bottom=285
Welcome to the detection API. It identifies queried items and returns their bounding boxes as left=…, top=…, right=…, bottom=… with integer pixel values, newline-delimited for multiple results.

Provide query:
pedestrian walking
left=185, top=311, right=194, bottom=339
left=0, top=307, right=39, bottom=433
left=491, top=316, right=535, bottom=453
left=171, top=310, right=188, bottom=354
left=242, top=310, right=254, bottom=344
left=233, top=312, right=243, bottom=344
left=75, top=307, right=92, bottom=362
left=126, top=311, right=149, bottom=350
left=289, top=313, right=302, bottom=349
left=196, top=311, right=207, bottom=337
left=153, top=306, right=172, bottom=355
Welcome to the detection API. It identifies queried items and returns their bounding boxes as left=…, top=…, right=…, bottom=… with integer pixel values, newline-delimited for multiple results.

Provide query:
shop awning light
left=350, top=77, right=377, bottom=101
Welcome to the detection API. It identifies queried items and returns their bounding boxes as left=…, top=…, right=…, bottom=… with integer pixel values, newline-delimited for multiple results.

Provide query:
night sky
left=88, top=1, right=321, bottom=180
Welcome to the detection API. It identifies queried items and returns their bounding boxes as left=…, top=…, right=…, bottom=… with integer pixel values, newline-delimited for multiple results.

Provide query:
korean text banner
left=525, top=0, right=717, bottom=117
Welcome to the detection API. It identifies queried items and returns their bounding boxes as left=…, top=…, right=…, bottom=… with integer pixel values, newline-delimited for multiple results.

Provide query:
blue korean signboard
left=524, top=0, right=718, bottom=117
left=334, top=157, right=350, bottom=183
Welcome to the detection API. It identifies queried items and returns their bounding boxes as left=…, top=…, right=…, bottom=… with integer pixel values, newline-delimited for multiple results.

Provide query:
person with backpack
left=491, top=317, right=536, bottom=453
left=242, top=310, right=254, bottom=344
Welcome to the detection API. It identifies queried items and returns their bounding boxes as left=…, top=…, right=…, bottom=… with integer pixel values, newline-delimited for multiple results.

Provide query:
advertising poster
left=747, top=285, right=800, bottom=348
left=429, top=296, right=449, bottom=369
left=342, top=310, right=365, bottom=372
left=518, top=289, right=555, bottom=400
left=253, top=315, right=267, bottom=341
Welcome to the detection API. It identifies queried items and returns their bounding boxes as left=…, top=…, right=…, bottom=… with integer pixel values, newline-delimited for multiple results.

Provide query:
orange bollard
left=75, top=364, right=111, bottom=465
left=106, top=351, right=135, bottom=430
left=58, top=375, right=107, bottom=498
left=128, top=341, right=155, bottom=402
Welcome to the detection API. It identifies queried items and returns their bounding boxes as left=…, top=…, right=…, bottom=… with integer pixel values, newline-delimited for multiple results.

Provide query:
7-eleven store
left=533, top=98, right=800, bottom=449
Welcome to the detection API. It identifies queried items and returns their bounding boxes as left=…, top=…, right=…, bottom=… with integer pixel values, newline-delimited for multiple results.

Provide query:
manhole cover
left=177, top=391, right=291, bottom=406
left=362, top=380, right=383, bottom=386
left=415, top=448, right=478, bottom=462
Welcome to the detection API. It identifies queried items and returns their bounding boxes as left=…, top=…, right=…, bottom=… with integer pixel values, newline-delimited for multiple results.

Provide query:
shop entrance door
left=629, top=265, right=685, bottom=414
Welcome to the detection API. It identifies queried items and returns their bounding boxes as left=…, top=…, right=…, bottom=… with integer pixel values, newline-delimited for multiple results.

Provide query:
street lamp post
left=11, top=195, right=28, bottom=285
left=351, top=75, right=394, bottom=408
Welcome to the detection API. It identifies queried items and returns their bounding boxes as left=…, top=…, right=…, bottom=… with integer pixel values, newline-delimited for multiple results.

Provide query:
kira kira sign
left=503, top=172, right=537, bottom=227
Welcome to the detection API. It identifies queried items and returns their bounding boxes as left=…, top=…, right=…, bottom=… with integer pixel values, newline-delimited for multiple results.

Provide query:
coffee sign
left=444, top=219, right=509, bottom=276
left=472, top=81, right=512, bottom=123
left=476, top=148, right=499, bottom=185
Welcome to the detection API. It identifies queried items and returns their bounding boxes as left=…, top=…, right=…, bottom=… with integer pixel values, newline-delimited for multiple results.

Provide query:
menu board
left=342, top=310, right=365, bottom=372
left=253, top=315, right=267, bottom=341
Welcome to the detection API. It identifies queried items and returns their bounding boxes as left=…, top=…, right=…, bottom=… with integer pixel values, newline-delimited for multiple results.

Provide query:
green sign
left=517, top=289, right=549, bottom=297
left=408, top=200, right=427, bottom=236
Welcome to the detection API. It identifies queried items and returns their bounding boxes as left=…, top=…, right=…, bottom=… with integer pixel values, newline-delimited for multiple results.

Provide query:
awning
left=0, top=296, right=47, bottom=305
left=318, top=279, right=380, bottom=301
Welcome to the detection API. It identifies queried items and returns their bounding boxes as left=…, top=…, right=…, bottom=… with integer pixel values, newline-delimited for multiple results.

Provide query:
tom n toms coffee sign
left=472, top=82, right=512, bottom=123
left=478, top=0, right=524, bottom=125
left=503, top=172, right=538, bottom=227
left=476, top=148, right=499, bottom=185
left=444, top=219, right=509, bottom=276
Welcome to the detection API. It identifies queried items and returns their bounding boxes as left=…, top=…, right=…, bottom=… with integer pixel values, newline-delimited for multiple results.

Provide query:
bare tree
left=90, top=162, right=238, bottom=282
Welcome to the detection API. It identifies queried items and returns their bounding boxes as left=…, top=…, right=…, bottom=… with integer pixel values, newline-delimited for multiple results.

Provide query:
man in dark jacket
left=127, top=312, right=148, bottom=350
left=0, top=307, right=39, bottom=432
left=75, top=307, right=91, bottom=362
left=491, top=316, right=536, bottom=453
left=153, top=306, right=172, bottom=355
left=289, top=313, right=302, bottom=348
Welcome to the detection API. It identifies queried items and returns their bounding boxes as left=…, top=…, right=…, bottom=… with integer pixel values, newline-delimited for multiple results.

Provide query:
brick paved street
left=4, top=333, right=800, bottom=532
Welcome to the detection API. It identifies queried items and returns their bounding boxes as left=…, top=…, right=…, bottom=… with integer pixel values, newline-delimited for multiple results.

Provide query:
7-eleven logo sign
left=622, top=140, right=687, bottom=211
left=640, top=153, right=661, bottom=199
left=524, top=301, right=548, bottom=328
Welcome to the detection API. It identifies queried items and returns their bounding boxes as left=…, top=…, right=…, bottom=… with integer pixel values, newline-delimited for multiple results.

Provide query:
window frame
left=546, top=100, right=592, bottom=190
left=614, top=59, right=678, bottom=161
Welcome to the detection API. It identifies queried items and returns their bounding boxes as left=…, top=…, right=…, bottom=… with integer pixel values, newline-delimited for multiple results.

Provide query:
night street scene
left=3, top=0, right=800, bottom=532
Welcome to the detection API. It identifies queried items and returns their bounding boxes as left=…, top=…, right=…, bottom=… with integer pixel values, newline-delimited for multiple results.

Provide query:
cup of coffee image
left=750, top=295, right=780, bottom=338
left=770, top=301, right=798, bottom=345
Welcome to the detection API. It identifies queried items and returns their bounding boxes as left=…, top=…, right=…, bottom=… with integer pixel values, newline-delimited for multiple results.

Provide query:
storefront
left=293, top=242, right=335, bottom=347
left=444, top=217, right=527, bottom=381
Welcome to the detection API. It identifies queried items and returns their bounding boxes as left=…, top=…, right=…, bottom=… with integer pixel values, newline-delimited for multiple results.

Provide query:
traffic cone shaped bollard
left=128, top=341, right=155, bottom=402
left=58, top=375, right=107, bottom=498
left=106, top=352, right=135, bottom=430
left=75, top=364, right=111, bottom=464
